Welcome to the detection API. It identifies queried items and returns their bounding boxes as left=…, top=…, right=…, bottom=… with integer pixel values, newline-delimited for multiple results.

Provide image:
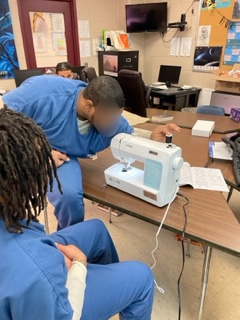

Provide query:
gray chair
left=80, top=67, right=97, bottom=83
left=197, top=105, right=225, bottom=116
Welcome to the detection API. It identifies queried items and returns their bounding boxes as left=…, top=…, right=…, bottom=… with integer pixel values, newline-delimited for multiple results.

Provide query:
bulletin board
left=193, top=0, right=240, bottom=72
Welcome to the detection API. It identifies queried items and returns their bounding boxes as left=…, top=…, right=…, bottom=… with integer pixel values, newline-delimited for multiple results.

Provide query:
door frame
left=17, top=0, right=80, bottom=68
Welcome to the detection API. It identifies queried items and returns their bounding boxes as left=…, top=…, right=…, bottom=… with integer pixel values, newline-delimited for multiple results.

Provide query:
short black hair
left=82, top=76, right=125, bottom=108
left=0, top=106, right=62, bottom=233
left=56, top=62, right=72, bottom=74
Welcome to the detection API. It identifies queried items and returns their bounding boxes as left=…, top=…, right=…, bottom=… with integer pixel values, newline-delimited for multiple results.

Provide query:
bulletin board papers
left=223, top=46, right=240, bottom=65
left=193, top=46, right=223, bottom=72
left=226, top=22, right=240, bottom=45
left=33, top=33, right=47, bottom=53
left=197, top=26, right=211, bottom=46
left=51, top=13, right=65, bottom=32
left=233, top=0, right=240, bottom=18
left=80, top=40, right=91, bottom=58
left=201, top=0, right=231, bottom=9
left=78, top=20, right=90, bottom=39
left=52, top=32, right=67, bottom=56
left=180, top=38, right=192, bottom=56
left=170, top=38, right=180, bottom=56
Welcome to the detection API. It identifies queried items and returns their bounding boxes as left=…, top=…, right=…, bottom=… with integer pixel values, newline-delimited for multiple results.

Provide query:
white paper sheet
left=80, top=40, right=91, bottom=57
left=179, top=162, right=229, bottom=192
left=208, top=142, right=233, bottom=160
left=197, top=26, right=211, bottom=46
left=93, top=39, right=101, bottom=56
left=78, top=20, right=90, bottom=38
left=52, top=32, right=67, bottom=55
left=51, top=13, right=65, bottom=32
left=179, top=162, right=194, bottom=187
left=170, top=38, right=180, bottom=56
left=180, top=38, right=192, bottom=56
left=33, top=33, right=47, bottom=53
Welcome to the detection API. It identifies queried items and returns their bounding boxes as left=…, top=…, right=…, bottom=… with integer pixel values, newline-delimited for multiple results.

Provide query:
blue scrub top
left=0, top=219, right=73, bottom=320
left=3, top=76, right=133, bottom=157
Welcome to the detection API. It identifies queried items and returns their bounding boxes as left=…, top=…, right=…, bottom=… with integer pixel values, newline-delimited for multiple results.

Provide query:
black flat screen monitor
left=126, top=3, right=167, bottom=33
left=14, top=69, right=43, bottom=87
left=158, top=65, right=182, bottom=87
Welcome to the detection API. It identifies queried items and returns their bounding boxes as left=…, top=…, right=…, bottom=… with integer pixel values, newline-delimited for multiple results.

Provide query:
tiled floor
left=39, top=190, right=240, bottom=320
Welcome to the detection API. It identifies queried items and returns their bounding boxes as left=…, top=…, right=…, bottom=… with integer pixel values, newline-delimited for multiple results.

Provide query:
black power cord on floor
left=176, top=192, right=189, bottom=320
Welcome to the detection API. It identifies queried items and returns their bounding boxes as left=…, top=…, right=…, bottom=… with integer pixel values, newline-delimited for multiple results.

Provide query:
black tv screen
left=126, top=3, right=167, bottom=33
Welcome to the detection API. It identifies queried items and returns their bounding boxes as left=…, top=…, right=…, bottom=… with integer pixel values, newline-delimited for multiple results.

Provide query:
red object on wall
left=17, top=0, right=80, bottom=69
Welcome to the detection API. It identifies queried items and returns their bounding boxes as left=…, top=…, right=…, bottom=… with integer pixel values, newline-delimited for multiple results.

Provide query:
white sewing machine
left=104, top=133, right=183, bottom=207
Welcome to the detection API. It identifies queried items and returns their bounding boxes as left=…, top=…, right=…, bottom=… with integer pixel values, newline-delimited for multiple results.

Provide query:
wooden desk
left=150, top=87, right=201, bottom=111
left=147, top=109, right=240, bottom=134
left=79, top=122, right=240, bottom=319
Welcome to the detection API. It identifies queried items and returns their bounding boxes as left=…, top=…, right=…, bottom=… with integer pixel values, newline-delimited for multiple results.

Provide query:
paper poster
left=193, top=46, right=223, bottom=72
left=33, top=33, right=47, bottom=53
left=180, top=38, right=192, bottom=56
left=197, top=26, right=211, bottom=46
left=226, top=22, right=240, bottom=45
left=51, top=13, right=65, bottom=32
left=78, top=20, right=90, bottom=38
left=80, top=40, right=91, bottom=58
left=103, top=55, right=118, bottom=77
left=93, top=39, right=101, bottom=56
left=52, top=32, right=67, bottom=55
left=233, top=0, right=240, bottom=18
left=0, top=0, right=19, bottom=79
left=201, top=0, right=231, bottom=9
left=170, top=38, right=180, bottom=56
left=223, top=45, right=240, bottom=65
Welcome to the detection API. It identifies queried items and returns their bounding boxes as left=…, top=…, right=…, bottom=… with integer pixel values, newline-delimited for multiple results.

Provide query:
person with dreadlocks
left=0, top=106, right=154, bottom=320
left=2, top=75, right=180, bottom=229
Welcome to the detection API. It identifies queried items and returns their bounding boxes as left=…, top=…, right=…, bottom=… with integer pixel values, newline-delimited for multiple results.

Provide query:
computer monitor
left=72, top=66, right=85, bottom=77
left=14, top=69, right=43, bottom=87
left=158, top=65, right=182, bottom=87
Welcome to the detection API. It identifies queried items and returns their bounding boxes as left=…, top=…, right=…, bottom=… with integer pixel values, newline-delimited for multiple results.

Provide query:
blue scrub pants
left=50, top=219, right=154, bottom=320
left=48, top=156, right=85, bottom=230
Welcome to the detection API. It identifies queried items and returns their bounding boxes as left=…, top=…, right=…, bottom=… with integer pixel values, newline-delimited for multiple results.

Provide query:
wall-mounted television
left=126, top=3, right=167, bottom=33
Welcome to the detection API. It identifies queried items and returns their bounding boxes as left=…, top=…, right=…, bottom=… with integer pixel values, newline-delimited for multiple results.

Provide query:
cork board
left=197, top=1, right=239, bottom=71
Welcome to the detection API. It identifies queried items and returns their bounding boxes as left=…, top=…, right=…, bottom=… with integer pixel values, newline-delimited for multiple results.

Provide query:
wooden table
left=147, top=109, right=240, bottom=134
left=79, top=123, right=240, bottom=320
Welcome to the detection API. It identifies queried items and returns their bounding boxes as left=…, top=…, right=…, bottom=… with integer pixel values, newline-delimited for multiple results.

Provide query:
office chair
left=80, top=67, right=97, bottom=83
left=13, top=69, right=43, bottom=87
left=118, top=70, right=151, bottom=117
left=197, top=105, right=225, bottom=116
left=72, top=66, right=85, bottom=79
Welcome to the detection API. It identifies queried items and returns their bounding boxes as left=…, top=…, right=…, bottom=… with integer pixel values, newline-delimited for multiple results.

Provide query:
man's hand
left=56, top=243, right=87, bottom=268
left=151, top=123, right=180, bottom=142
left=52, top=150, right=70, bottom=168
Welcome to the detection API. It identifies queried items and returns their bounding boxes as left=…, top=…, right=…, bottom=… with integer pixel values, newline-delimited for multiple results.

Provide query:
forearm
left=133, top=128, right=152, bottom=140
left=66, top=261, right=87, bottom=320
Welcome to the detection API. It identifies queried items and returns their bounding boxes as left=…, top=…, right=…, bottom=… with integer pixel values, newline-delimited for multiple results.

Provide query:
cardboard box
left=212, top=64, right=240, bottom=94
left=192, top=120, right=215, bottom=138
left=230, top=108, right=240, bottom=123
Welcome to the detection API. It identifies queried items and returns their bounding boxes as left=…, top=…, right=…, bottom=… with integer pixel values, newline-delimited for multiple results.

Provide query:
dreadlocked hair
left=0, top=106, right=62, bottom=233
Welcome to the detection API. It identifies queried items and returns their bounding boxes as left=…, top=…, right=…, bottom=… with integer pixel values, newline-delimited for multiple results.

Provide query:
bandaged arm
left=133, top=128, right=152, bottom=140
left=66, top=261, right=87, bottom=320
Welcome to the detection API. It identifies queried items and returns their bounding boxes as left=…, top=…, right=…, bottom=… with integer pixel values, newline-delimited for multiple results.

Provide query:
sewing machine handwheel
left=173, top=157, right=183, bottom=170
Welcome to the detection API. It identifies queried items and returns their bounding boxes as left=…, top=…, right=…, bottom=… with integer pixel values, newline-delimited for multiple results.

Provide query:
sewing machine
left=104, top=133, right=183, bottom=207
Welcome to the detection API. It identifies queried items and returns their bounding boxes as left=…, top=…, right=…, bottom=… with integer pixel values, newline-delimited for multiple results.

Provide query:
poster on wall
left=201, top=0, right=231, bottom=9
left=233, top=0, right=240, bottom=18
left=223, top=45, right=240, bottom=64
left=226, top=22, right=240, bottom=45
left=197, top=26, right=211, bottom=46
left=193, top=46, right=223, bottom=72
left=0, top=0, right=19, bottom=79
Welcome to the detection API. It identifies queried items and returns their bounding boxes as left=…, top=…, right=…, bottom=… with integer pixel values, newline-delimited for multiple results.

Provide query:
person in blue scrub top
left=3, top=75, right=180, bottom=229
left=0, top=107, right=154, bottom=320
